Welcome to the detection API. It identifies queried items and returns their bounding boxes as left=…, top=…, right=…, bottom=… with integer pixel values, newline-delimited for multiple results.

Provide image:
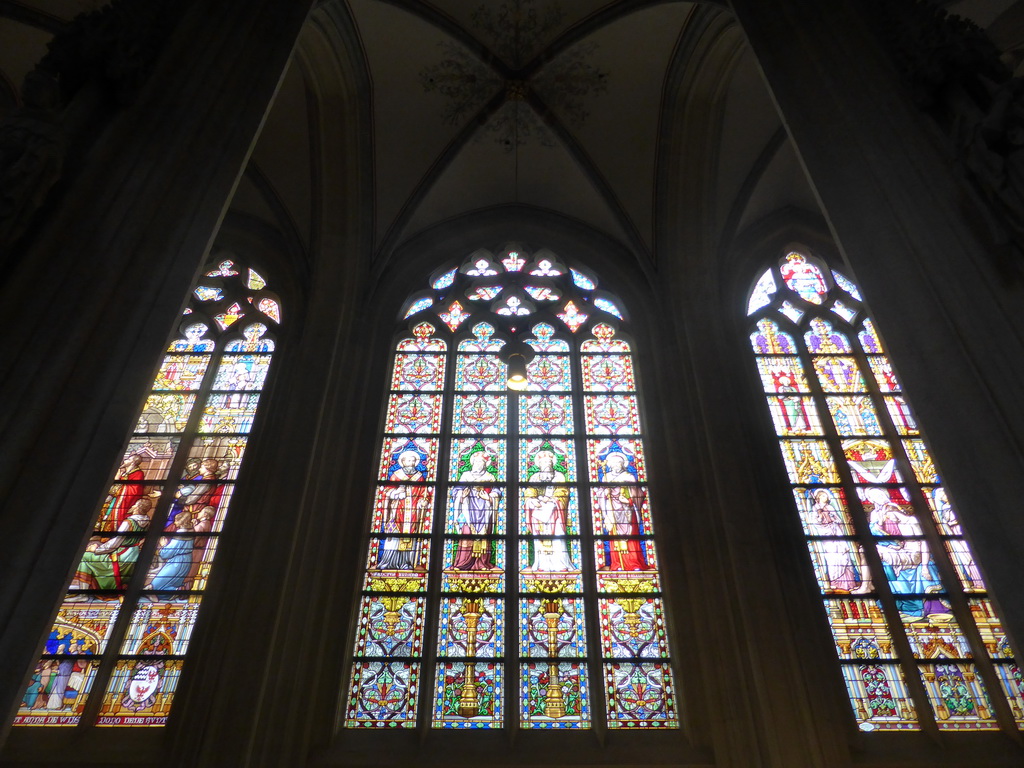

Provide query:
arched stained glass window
left=15, top=258, right=281, bottom=727
left=747, top=250, right=1024, bottom=733
left=344, top=246, right=678, bottom=730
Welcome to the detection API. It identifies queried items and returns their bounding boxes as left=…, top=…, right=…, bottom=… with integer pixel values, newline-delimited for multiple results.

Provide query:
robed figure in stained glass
left=103, top=454, right=146, bottom=527
left=73, top=497, right=154, bottom=590
left=594, top=453, right=648, bottom=571
left=380, top=451, right=429, bottom=570
left=808, top=489, right=861, bottom=592
left=864, top=488, right=943, bottom=618
left=523, top=450, right=571, bottom=572
left=452, top=451, right=501, bottom=570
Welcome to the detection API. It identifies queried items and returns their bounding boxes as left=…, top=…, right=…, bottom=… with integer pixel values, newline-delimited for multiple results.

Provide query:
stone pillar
left=0, top=0, right=314, bottom=740
left=728, top=0, right=1024, bottom=652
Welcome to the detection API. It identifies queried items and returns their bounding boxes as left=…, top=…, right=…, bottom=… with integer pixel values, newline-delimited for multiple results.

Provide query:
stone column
left=728, top=0, right=1024, bottom=652
left=0, top=0, right=314, bottom=740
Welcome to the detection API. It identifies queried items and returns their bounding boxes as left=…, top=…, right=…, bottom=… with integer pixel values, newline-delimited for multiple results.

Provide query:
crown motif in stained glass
left=502, top=252, right=526, bottom=272
left=440, top=301, right=470, bottom=332
left=780, top=252, right=827, bottom=305
left=558, top=301, right=587, bottom=332
left=432, top=268, right=458, bottom=289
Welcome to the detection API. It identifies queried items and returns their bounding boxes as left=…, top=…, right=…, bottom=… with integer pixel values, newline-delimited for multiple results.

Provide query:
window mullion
left=417, top=340, right=454, bottom=734
left=788, top=313, right=938, bottom=736
left=856, top=333, right=1016, bottom=733
left=76, top=332, right=223, bottom=728
left=573, top=336, right=607, bottom=741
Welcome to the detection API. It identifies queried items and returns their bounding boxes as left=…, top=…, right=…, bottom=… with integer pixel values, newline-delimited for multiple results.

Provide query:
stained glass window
left=345, top=247, right=678, bottom=730
left=747, top=250, right=1023, bottom=733
left=15, top=259, right=281, bottom=728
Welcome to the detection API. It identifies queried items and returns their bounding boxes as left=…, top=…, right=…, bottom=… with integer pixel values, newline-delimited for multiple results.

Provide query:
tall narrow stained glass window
left=747, top=250, right=1024, bottom=732
left=15, top=259, right=281, bottom=727
left=344, top=247, right=678, bottom=730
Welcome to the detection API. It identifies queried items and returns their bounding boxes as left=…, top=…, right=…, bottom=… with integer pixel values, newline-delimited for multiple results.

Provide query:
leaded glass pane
left=748, top=254, right=1022, bottom=734
left=347, top=253, right=677, bottom=731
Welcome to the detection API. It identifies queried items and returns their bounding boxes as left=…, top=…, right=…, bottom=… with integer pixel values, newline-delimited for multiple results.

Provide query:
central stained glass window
left=344, top=246, right=678, bottom=730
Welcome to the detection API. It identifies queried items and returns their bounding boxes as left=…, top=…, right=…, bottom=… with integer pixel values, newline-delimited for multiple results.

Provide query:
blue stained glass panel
left=432, top=268, right=457, bottom=289
left=594, top=298, right=623, bottom=319
left=570, top=269, right=596, bottom=290
left=344, top=661, right=420, bottom=728
left=832, top=271, right=863, bottom=301
left=598, top=597, right=669, bottom=658
left=747, top=269, right=777, bottom=315
left=404, top=297, right=433, bottom=318
left=603, top=663, right=678, bottom=728
left=353, top=596, right=426, bottom=658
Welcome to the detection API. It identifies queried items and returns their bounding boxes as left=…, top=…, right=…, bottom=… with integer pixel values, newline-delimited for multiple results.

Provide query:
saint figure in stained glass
left=594, top=454, right=648, bottom=571
left=451, top=451, right=501, bottom=570
left=380, top=451, right=430, bottom=570
left=522, top=451, right=571, bottom=572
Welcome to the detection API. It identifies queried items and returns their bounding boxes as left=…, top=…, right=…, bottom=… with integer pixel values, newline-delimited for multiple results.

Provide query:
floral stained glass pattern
left=747, top=252, right=1016, bottom=732
left=16, top=259, right=280, bottom=728
left=346, top=249, right=677, bottom=731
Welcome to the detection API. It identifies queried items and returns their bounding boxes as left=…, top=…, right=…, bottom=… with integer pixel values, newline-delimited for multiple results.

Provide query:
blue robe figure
left=150, top=536, right=195, bottom=590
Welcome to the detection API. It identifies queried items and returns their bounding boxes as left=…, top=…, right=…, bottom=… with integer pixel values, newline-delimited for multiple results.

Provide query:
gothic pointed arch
left=344, top=244, right=679, bottom=730
left=14, top=257, right=283, bottom=728
left=746, top=247, right=1024, bottom=733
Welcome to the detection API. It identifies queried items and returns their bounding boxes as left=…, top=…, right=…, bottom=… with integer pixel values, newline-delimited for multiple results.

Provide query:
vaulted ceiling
left=2, top=0, right=1022, bottom=266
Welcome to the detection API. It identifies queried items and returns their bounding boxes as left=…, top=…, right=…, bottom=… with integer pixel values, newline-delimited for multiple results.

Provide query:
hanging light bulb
left=506, top=352, right=529, bottom=390
left=499, top=337, right=535, bottom=390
